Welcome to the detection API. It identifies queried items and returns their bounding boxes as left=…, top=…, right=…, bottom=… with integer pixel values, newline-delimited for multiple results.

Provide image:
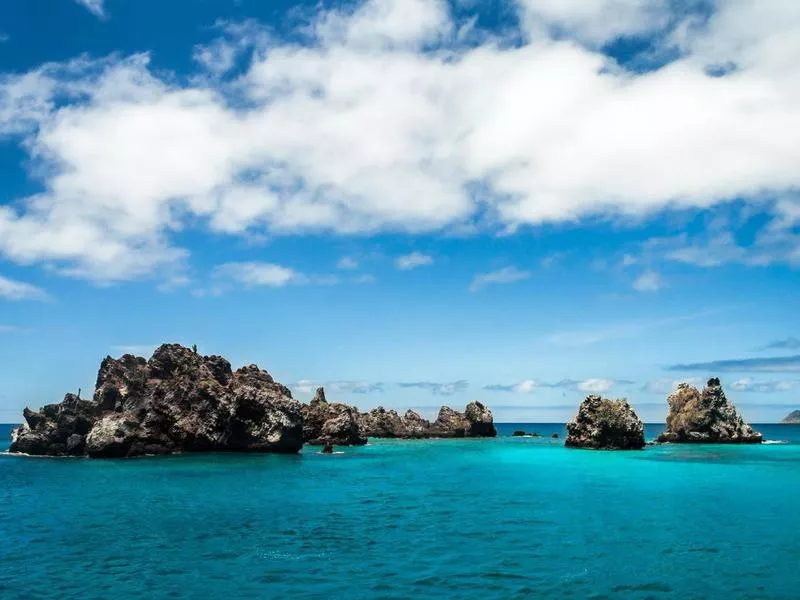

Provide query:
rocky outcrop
left=565, top=395, right=645, bottom=450
left=402, top=410, right=432, bottom=437
left=302, top=387, right=366, bottom=446
left=358, top=407, right=409, bottom=438
left=656, top=378, right=762, bottom=443
left=9, top=344, right=303, bottom=457
left=782, top=410, right=800, bottom=424
left=359, top=402, right=496, bottom=439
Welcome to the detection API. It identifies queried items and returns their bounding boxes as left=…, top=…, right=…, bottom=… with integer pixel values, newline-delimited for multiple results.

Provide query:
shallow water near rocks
left=2, top=423, right=799, bottom=599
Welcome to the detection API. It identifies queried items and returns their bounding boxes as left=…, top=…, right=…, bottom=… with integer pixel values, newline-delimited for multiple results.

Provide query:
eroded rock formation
left=359, top=402, right=496, bottom=439
left=656, top=378, right=762, bottom=443
left=565, top=395, right=645, bottom=450
left=302, top=387, right=366, bottom=446
left=10, top=344, right=303, bottom=457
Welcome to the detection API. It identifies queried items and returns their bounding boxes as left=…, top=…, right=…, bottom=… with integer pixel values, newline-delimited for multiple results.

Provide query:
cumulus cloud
left=0, top=275, right=49, bottom=301
left=394, top=251, right=433, bottom=271
left=337, top=256, right=360, bottom=270
left=576, top=378, right=615, bottom=393
left=1, top=0, right=800, bottom=282
left=632, top=269, right=665, bottom=292
left=399, top=380, right=469, bottom=396
left=213, top=262, right=300, bottom=288
left=469, top=266, right=531, bottom=292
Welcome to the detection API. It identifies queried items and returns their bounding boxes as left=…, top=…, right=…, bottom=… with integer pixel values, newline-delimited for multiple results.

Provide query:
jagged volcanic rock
left=656, top=378, right=762, bottom=443
left=358, top=407, right=409, bottom=438
left=464, top=401, right=497, bottom=437
left=359, top=402, right=496, bottom=439
left=565, top=395, right=645, bottom=450
left=9, top=344, right=303, bottom=457
left=301, top=387, right=366, bottom=446
left=402, top=410, right=432, bottom=438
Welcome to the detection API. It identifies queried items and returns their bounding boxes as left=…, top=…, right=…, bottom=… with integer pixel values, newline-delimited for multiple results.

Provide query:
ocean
left=1, top=422, right=799, bottom=599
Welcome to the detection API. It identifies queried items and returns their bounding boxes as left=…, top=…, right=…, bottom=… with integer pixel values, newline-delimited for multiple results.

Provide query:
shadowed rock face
left=9, top=344, right=304, bottom=457
left=565, top=395, right=645, bottom=450
left=656, top=378, right=762, bottom=444
left=359, top=402, right=496, bottom=439
left=302, top=387, right=366, bottom=446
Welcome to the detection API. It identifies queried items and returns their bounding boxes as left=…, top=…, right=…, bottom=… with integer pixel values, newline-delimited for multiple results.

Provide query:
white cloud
left=395, top=251, right=433, bottom=270
left=517, top=0, right=671, bottom=45
left=484, top=379, right=537, bottom=393
left=213, top=262, right=299, bottom=288
left=75, top=0, right=105, bottom=18
left=641, top=377, right=703, bottom=394
left=632, top=269, right=665, bottom=292
left=469, top=266, right=530, bottom=292
left=621, top=254, right=637, bottom=268
left=337, top=256, right=360, bottom=270
left=0, top=274, right=48, bottom=301
left=729, top=377, right=800, bottom=393
left=576, top=378, right=614, bottom=393
left=1, top=1, right=800, bottom=281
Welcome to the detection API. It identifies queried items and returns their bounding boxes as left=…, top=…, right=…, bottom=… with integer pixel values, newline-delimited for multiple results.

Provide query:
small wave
left=763, top=440, right=788, bottom=445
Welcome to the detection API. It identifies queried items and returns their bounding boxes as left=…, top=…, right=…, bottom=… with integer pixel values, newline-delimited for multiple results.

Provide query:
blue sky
left=0, top=0, right=799, bottom=423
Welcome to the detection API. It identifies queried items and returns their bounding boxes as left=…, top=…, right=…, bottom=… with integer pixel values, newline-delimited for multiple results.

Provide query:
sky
left=0, top=0, right=798, bottom=423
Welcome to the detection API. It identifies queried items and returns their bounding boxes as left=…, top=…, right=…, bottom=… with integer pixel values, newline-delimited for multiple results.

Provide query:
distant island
left=6, top=343, right=768, bottom=457
left=782, top=410, right=800, bottom=424
left=8, top=344, right=497, bottom=458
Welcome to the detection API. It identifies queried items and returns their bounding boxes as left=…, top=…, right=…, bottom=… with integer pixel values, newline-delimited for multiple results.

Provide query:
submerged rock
left=781, top=410, right=800, bottom=424
left=302, top=387, right=366, bottom=446
left=512, top=430, right=526, bottom=437
left=656, top=378, right=762, bottom=444
left=9, top=344, right=303, bottom=457
left=565, top=396, right=645, bottom=450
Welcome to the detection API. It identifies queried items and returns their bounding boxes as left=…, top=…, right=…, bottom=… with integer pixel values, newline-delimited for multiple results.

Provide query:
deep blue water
left=2, top=422, right=800, bottom=599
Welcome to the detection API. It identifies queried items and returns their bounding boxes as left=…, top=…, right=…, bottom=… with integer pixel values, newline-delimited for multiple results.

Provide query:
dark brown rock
left=301, top=387, right=366, bottom=446
left=358, top=407, right=408, bottom=438
left=9, top=344, right=303, bottom=457
left=565, top=395, right=645, bottom=450
left=359, top=403, right=496, bottom=439
left=656, top=378, right=762, bottom=444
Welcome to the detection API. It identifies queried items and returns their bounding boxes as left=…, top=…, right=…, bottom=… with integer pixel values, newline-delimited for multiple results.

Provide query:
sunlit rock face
left=656, top=378, right=762, bottom=444
left=566, top=395, right=645, bottom=450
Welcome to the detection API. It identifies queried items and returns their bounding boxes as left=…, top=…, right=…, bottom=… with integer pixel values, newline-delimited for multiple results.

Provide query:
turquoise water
left=2, top=422, right=800, bottom=599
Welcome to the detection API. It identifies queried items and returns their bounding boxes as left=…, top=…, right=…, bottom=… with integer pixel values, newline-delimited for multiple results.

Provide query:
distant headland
left=782, top=410, right=800, bottom=424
